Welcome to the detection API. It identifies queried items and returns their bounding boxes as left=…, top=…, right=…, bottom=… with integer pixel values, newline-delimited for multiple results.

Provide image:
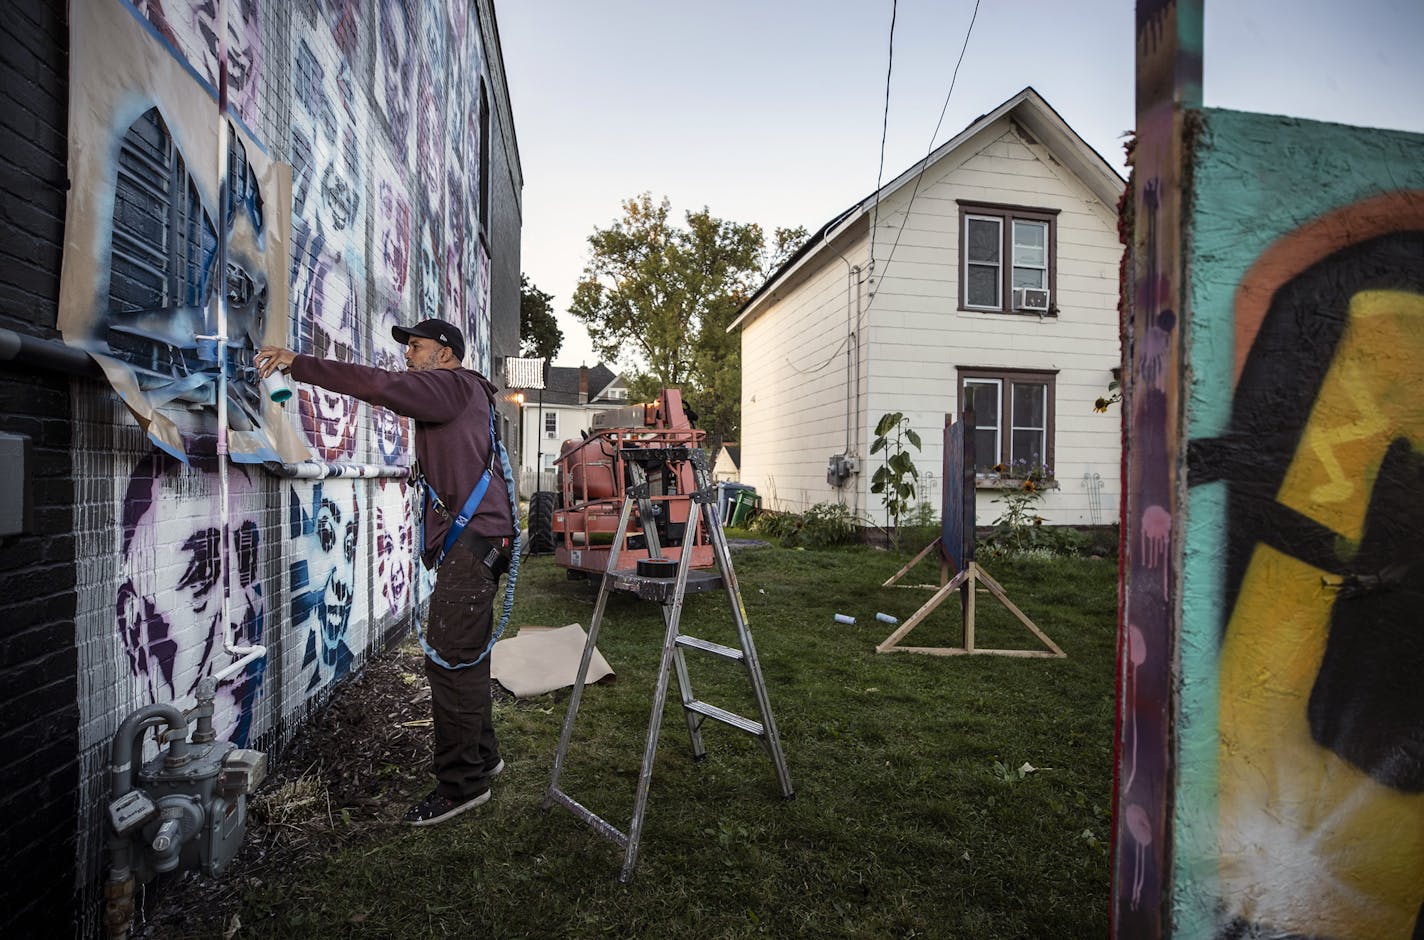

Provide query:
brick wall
left=0, top=1, right=81, bottom=934
left=0, top=1, right=521, bottom=934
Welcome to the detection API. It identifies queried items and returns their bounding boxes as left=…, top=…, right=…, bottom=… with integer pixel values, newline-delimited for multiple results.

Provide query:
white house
left=511, top=363, right=628, bottom=492
left=730, top=87, right=1124, bottom=528
left=713, top=443, right=741, bottom=483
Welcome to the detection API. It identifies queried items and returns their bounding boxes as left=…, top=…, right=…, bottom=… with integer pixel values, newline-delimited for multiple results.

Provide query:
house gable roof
left=515, top=363, right=620, bottom=406
left=729, top=87, right=1125, bottom=332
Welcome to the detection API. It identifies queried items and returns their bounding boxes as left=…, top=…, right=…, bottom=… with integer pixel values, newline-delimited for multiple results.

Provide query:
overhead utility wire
left=867, top=0, right=898, bottom=272
left=866, top=0, right=982, bottom=309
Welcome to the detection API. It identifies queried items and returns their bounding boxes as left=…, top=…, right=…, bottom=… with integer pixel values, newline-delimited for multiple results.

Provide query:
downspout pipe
left=205, top=3, right=270, bottom=692
left=817, top=225, right=863, bottom=472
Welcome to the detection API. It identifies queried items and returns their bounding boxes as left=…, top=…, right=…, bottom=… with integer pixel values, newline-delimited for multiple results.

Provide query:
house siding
left=740, top=108, right=1122, bottom=530
left=741, top=231, right=870, bottom=515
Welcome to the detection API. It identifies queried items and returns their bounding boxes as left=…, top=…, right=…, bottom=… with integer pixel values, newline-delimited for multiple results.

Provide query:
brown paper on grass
left=491, top=624, right=615, bottom=698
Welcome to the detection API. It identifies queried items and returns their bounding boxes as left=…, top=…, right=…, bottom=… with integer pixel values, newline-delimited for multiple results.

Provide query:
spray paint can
left=875, top=612, right=899, bottom=624
left=261, top=371, right=293, bottom=404
left=833, top=613, right=855, bottom=625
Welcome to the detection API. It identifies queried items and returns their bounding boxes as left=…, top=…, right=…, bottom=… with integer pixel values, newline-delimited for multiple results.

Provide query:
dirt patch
left=133, top=643, right=508, bottom=937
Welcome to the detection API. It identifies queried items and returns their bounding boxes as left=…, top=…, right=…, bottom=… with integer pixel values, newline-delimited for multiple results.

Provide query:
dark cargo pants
left=424, top=534, right=509, bottom=801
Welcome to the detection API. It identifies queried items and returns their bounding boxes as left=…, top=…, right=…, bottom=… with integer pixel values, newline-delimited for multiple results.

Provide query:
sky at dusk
left=495, top=0, right=1424, bottom=371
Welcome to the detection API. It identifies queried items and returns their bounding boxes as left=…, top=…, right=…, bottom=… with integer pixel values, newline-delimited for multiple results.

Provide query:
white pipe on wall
left=209, top=0, right=267, bottom=686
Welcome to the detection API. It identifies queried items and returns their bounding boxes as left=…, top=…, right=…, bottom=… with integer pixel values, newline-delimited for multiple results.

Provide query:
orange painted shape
left=1232, top=190, right=1424, bottom=387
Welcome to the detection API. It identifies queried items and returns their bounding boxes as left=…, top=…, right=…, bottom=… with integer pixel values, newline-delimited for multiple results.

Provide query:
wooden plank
left=882, top=537, right=942, bottom=587
left=875, top=568, right=969, bottom=652
left=882, top=646, right=1060, bottom=659
left=975, top=565, right=1066, bottom=658
left=965, top=564, right=977, bottom=652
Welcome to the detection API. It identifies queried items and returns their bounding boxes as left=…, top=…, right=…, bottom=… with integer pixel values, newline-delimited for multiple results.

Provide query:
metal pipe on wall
left=0, top=326, right=103, bottom=377
left=205, top=0, right=268, bottom=688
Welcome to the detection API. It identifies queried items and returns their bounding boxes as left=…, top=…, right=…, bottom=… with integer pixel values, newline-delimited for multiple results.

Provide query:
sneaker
left=404, top=788, right=490, bottom=827
left=488, top=758, right=505, bottom=779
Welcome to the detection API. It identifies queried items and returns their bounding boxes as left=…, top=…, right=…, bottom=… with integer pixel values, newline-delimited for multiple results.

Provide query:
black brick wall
left=482, top=0, right=524, bottom=459
left=0, top=1, right=80, bottom=935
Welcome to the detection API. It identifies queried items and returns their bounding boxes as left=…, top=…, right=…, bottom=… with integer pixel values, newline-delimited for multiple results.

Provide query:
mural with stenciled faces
left=63, top=2, right=498, bottom=927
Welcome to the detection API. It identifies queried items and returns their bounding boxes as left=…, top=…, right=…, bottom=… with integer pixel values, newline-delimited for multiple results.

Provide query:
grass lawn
left=229, top=541, right=1117, bottom=938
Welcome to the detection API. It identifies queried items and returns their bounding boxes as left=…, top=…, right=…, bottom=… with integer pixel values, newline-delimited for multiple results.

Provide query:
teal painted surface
left=1188, top=108, right=1424, bottom=440
left=1174, top=479, right=1225, bottom=938
left=1178, top=107, right=1424, bottom=936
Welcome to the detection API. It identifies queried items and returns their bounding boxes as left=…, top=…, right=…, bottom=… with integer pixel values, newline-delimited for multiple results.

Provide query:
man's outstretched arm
left=255, top=345, right=472, bottom=423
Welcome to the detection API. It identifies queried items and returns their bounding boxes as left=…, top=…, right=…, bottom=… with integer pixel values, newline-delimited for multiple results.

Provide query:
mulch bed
left=134, top=642, right=508, bottom=937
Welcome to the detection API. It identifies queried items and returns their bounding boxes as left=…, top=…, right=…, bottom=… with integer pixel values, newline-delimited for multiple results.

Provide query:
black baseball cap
left=392, top=318, right=465, bottom=362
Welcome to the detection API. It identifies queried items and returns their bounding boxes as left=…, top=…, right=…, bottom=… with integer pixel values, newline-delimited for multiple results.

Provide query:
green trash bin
left=729, top=488, right=758, bottom=527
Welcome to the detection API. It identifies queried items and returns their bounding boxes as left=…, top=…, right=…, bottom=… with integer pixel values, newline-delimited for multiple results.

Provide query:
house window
left=958, top=202, right=1058, bottom=313
left=543, top=411, right=559, bottom=438
left=958, top=368, right=1056, bottom=473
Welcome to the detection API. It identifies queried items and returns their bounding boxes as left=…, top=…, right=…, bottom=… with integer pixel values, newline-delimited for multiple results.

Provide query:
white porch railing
left=519, top=469, right=558, bottom=495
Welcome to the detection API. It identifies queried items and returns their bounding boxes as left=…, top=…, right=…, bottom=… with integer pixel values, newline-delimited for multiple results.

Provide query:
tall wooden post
left=1113, top=2, right=1201, bottom=936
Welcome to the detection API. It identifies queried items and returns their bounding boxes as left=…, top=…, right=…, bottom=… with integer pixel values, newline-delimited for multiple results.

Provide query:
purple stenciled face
left=116, top=456, right=265, bottom=744
left=372, top=308, right=411, bottom=464
left=164, top=0, right=261, bottom=123
left=416, top=76, right=445, bottom=201
left=378, top=179, right=411, bottom=298
left=298, top=272, right=361, bottom=460
left=375, top=488, right=413, bottom=617
left=418, top=221, right=441, bottom=322
left=377, top=0, right=413, bottom=151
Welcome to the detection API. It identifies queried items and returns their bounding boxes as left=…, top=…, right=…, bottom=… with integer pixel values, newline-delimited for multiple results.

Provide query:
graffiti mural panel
left=375, top=0, right=415, bottom=161
left=374, top=478, right=415, bottom=620
left=59, top=0, right=305, bottom=465
left=116, top=454, right=266, bottom=745
left=290, top=9, right=368, bottom=461
left=288, top=479, right=366, bottom=693
left=1173, top=109, right=1424, bottom=938
left=134, top=0, right=264, bottom=130
left=63, top=0, right=502, bottom=926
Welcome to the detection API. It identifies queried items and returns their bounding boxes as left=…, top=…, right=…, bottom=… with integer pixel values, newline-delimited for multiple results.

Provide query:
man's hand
left=255, top=346, right=296, bottom=378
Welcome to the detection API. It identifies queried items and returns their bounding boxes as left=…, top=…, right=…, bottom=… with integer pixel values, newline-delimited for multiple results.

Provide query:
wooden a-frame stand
left=875, top=536, right=1065, bottom=659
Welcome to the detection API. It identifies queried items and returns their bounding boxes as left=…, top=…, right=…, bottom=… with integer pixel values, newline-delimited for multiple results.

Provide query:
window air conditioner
left=1014, top=287, right=1051, bottom=312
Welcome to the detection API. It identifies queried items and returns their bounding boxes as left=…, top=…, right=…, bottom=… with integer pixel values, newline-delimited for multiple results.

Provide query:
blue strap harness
left=414, top=405, right=522, bottom=671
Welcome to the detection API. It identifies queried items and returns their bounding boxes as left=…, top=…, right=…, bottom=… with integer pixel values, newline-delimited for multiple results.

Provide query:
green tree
left=519, top=274, right=563, bottom=360
left=569, top=192, right=806, bottom=449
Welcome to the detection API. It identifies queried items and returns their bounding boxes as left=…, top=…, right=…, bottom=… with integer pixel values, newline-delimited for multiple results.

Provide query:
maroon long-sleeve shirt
left=289, top=355, right=513, bottom=558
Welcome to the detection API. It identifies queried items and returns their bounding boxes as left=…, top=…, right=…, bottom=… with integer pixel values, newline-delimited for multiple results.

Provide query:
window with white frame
left=959, top=202, right=1058, bottom=314
left=958, top=368, right=1056, bottom=474
left=543, top=411, right=559, bottom=438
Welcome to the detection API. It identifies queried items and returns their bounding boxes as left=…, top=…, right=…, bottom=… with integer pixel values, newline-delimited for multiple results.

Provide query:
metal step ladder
left=543, top=447, right=793, bottom=881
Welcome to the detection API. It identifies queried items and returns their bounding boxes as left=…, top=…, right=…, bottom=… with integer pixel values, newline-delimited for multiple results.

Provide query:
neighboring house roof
left=513, top=363, right=620, bottom=406
left=729, top=86, right=1126, bottom=332
left=716, top=444, right=741, bottom=470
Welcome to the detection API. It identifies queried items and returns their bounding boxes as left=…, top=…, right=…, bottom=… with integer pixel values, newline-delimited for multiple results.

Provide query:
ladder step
left=674, top=634, right=745, bottom=662
left=684, top=699, right=763, bottom=737
left=545, top=786, right=629, bottom=848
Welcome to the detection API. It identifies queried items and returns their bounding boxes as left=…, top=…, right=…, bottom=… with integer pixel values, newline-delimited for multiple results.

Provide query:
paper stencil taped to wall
left=491, top=624, right=615, bottom=697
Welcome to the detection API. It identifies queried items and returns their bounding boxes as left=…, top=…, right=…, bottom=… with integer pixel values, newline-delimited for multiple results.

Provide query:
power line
left=867, top=0, right=898, bottom=272
left=866, top=0, right=982, bottom=310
